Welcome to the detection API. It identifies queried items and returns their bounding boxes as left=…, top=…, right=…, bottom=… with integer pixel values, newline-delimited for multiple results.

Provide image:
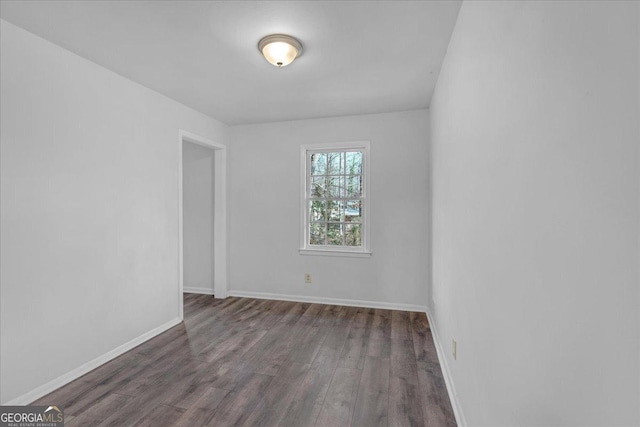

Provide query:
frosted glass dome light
left=258, top=34, right=303, bottom=67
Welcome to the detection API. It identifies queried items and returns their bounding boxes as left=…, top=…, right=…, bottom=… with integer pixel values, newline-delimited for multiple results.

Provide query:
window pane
left=345, top=175, right=361, bottom=197
left=345, top=200, right=362, bottom=222
left=327, top=223, right=343, bottom=245
left=346, top=151, right=362, bottom=175
left=328, top=200, right=344, bottom=222
left=310, top=176, right=327, bottom=197
left=310, top=200, right=326, bottom=221
left=327, top=176, right=344, bottom=198
left=310, top=153, right=327, bottom=175
left=345, top=223, right=361, bottom=246
left=310, top=222, right=326, bottom=245
left=327, top=152, right=344, bottom=175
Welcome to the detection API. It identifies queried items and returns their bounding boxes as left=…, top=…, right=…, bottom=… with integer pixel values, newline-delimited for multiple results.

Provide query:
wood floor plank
left=390, top=339, right=426, bottom=427
left=391, top=310, right=412, bottom=340
left=172, top=387, right=229, bottom=427
left=338, top=307, right=374, bottom=369
left=225, top=298, right=263, bottom=320
left=367, top=308, right=392, bottom=359
left=65, top=393, right=129, bottom=427
left=183, top=294, right=220, bottom=314
left=51, top=356, right=150, bottom=416
left=416, top=362, right=457, bottom=427
left=370, top=308, right=392, bottom=341
left=281, top=350, right=340, bottom=427
left=352, top=356, right=390, bottom=427
left=160, top=358, right=214, bottom=410
left=36, top=351, right=144, bottom=406
left=241, top=322, right=300, bottom=375
left=133, top=404, right=185, bottom=427
left=314, top=304, right=344, bottom=327
left=30, top=294, right=456, bottom=427
left=32, top=376, right=96, bottom=411
left=242, top=362, right=310, bottom=426
left=252, top=300, right=297, bottom=329
left=228, top=298, right=271, bottom=324
left=410, top=311, right=440, bottom=365
left=201, top=326, right=268, bottom=364
left=281, top=301, right=313, bottom=325
left=102, top=357, right=213, bottom=425
left=206, top=359, right=261, bottom=391
left=114, top=344, right=197, bottom=398
left=317, top=306, right=354, bottom=356
left=315, top=367, right=361, bottom=427
left=96, top=384, right=171, bottom=427
left=287, top=319, right=330, bottom=364
left=204, top=373, right=273, bottom=426
left=409, top=312, right=457, bottom=426
left=301, top=303, right=326, bottom=318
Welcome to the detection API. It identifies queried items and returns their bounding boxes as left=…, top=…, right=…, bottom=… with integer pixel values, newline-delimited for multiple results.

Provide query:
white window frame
left=299, top=141, right=371, bottom=258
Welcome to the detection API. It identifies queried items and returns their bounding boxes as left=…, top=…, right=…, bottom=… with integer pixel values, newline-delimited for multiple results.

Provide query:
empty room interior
left=1, top=1, right=639, bottom=426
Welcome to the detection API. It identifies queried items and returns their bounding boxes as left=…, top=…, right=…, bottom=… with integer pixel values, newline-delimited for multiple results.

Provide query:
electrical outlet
left=305, top=273, right=312, bottom=283
left=452, top=338, right=457, bottom=360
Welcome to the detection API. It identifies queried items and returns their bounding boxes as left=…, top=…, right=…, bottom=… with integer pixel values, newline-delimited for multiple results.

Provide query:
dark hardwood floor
left=34, top=294, right=457, bottom=426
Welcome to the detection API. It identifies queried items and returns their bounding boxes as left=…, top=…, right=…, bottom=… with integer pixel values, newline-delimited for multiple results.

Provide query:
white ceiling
left=0, top=1, right=461, bottom=125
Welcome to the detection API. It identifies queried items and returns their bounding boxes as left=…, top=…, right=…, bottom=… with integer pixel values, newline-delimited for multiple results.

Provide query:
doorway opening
left=178, top=130, right=227, bottom=320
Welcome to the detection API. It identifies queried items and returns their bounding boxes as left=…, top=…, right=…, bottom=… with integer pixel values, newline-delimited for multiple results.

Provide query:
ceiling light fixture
left=258, top=34, right=303, bottom=67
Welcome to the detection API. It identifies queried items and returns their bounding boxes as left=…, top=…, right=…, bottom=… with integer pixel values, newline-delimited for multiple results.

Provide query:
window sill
left=299, top=248, right=372, bottom=258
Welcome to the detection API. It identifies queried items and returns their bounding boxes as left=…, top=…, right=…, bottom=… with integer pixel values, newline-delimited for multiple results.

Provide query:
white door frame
left=178, top=129, right=227, bottom=320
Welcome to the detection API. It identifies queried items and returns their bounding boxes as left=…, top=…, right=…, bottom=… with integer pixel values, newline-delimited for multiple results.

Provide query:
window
left=300, top=141, right=371, bottom=257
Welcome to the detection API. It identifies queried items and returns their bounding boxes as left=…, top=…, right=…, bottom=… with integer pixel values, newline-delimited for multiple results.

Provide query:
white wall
left=182, top=142, right=215, bottom=294
left=0, top=20, right=227, bottom=404
left=429, top=2, right=639, bottom=426
left=229, top=110, right=429, bottom=309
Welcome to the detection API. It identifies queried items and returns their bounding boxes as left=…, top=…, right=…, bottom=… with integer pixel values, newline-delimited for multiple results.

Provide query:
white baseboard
left=227, top=290, right=427, bottom=312
left=3, top=317, right=182, bottom=406
left=425, top=310, right=467, bottom=427
left=183, top=286, right=215, bottom=295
